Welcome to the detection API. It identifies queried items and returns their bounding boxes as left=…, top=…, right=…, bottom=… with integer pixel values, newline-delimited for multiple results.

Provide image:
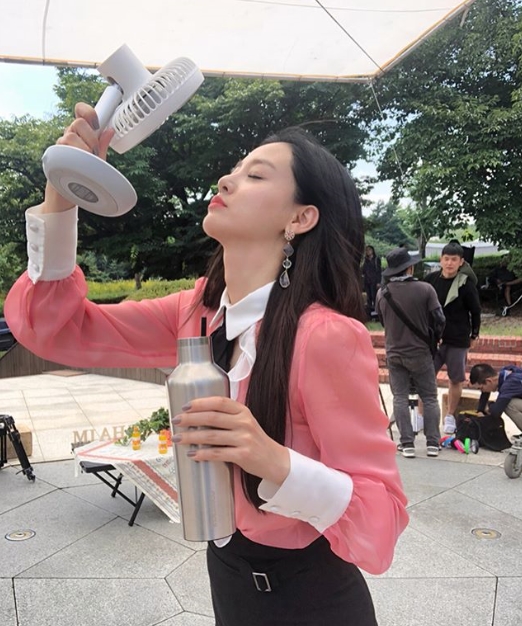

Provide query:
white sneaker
left=397, top=444, right=415, bottom=458
left=443, top=414, right=456, bottom=434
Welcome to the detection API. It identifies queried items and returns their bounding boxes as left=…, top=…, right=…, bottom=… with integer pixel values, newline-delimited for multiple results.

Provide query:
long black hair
left=202, top=127, right=365, bottom=506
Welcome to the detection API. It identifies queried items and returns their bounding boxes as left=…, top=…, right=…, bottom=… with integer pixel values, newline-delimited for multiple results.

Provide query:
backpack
left=455, top=411, right=511, bottom=452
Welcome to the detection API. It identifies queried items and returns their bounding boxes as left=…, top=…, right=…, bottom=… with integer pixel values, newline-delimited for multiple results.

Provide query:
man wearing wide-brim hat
left=376, top=248, right=446, bottom=459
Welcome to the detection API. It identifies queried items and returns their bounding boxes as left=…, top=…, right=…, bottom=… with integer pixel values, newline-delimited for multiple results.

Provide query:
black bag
left=455, top=411, right=511, bottom=452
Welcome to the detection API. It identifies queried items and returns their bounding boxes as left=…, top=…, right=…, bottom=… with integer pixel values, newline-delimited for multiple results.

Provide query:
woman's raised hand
left=172, top=397, right=291, bottom=486
left=42, top=102, right=115, bottom=214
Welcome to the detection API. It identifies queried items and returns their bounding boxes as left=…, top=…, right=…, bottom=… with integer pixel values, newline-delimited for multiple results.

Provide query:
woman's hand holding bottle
left=173, top=397, right=291, bottom=486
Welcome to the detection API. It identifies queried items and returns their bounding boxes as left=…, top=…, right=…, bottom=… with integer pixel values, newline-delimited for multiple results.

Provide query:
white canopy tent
left=1, top=1, right=475, bottom=82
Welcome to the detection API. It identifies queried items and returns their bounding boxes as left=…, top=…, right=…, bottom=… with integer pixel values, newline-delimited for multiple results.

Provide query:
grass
left=366, top=314, right=522, bottom=336
left=85, top=278, right=197, bottom=303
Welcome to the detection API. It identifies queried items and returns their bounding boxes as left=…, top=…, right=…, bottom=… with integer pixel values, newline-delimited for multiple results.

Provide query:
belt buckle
left=252, top=571, right=271, bottom=592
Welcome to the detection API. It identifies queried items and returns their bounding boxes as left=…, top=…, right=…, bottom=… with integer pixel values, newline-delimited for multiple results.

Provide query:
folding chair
left=78, top=460, right=146, bottom=526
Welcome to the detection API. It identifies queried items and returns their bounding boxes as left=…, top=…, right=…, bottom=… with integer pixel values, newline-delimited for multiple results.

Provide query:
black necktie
left=210, top=309, right=233, bottom=372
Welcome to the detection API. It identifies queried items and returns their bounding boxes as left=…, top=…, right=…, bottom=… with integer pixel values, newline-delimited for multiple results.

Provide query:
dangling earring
left=279, top=230, right=295, bottom=289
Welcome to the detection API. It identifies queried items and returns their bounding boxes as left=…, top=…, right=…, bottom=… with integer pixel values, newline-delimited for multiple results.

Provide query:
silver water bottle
left=166, top=336, right=235, bottom=541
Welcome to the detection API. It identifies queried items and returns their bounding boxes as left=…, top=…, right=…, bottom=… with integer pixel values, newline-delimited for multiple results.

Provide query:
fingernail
left=187, top=449, right=197, bottom=457
left=172, top=435, right=182, bottom=443
left=181, top=403, right=192, bottom=411
left=171, top=417, right=181, bottom=425
left=91, top=115, right=100, bottom=131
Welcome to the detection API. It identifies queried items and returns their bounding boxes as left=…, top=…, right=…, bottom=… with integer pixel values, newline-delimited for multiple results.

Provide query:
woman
left=362, top=245, right=382, bottom=317
left=5, top=104, right=408, bottom=625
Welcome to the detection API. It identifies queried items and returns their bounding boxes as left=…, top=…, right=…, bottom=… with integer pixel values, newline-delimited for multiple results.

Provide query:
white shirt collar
left=210, top=282, right=274, bottom=340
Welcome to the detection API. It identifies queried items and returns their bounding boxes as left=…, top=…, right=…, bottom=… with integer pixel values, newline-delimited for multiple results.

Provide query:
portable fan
left=42, top=44, right=204, bottom=217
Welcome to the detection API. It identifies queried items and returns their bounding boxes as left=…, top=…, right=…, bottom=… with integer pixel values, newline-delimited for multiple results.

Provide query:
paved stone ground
left=1, top=374, right=521, bottom=625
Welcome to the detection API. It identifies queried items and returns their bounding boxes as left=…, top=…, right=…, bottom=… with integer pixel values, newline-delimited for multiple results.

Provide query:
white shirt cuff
left=26, top=205, right=78, bottom=283
left=258, top=449, right=353, bottom=533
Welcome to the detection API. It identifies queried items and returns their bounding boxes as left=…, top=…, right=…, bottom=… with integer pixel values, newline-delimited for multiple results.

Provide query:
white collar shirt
left=209, top=282, right=274, bottom=401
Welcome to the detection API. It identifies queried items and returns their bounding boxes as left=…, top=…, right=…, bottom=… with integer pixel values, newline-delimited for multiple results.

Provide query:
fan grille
left=113, top=58, right=198, bottom=138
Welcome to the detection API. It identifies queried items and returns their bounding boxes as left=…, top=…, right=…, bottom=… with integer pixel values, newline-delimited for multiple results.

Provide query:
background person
left=424, top=241, right=481, bottom=434
left=376, top=247, right=445, bottom=458
left=488, top=256, right=522, bottom=310
left=362, top=244, right=381, bottom=318
left=5, top=105, right=408, bottom=626
left=448, top=238, right=478, bottom=285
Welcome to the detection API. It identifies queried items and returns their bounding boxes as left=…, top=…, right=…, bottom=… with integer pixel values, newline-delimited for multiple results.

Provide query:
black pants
left=207, top=531, right=378, bottom=626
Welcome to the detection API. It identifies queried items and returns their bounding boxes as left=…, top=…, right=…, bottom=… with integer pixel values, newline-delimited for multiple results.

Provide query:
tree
left=366, top=200, right=412, bottom=248
left=0, top=116, right=62, bottom=273
left=0, top=243, right=22, bottom=292
left=0, top=72, right=373, bottom=280
left=396, top=200, right=438, bottom=259
left=373, top=0, right=522, bottom=248
left=0, top=68, right=107, bottom=277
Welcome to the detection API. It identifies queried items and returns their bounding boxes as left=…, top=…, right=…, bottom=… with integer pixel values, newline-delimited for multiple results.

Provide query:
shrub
left=0, top=244, right=23, bottom=293
left=86, top=279, right=197, bottom=304
left=86, top=280, right=136, bottom=303
left=78, top=251, right=132, bottom=282
left=124, top=278, right=196, bottom=301
left=115, top=407, right=170, bottom=446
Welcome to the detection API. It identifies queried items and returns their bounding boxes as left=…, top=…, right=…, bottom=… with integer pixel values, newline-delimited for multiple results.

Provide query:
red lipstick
left=209, top=195, right=226, bottom=208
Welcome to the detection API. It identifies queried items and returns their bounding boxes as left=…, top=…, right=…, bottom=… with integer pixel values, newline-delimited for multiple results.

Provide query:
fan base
left=42, top=146, right=137, bottom=217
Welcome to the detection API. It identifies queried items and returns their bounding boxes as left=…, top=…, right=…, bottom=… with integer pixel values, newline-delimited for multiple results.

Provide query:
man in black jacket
left=425, top=242, right=481, bottom=435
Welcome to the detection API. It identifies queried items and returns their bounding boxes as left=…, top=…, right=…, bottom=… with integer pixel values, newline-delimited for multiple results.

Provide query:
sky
left=0, top=63, right=60, bottom=119
left=0, top=62, right=391, bottom=206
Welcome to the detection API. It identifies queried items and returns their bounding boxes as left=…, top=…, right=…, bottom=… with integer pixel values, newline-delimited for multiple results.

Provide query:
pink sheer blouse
left=6, top=270, right=408, bottom=574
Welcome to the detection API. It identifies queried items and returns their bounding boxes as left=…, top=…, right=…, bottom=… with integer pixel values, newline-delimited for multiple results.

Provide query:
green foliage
left=54, top=68, right=105, bottom=116
left=0, top=243, right=23, bottom=292
left=124, top=278, right=196, bottom=301
left=396, top=200, right=438, bottom=257
left=0, top=116, right=63, bottom=247
left=85, top=280, right=136, bottom=303
left=374, top=0, right=522, bottom=248
left=0, top=70, right=373, bottom=281
left=507, top=249, right=522, bottom=272
left=365, top=200, right=413, bottom=248
left=84, top=278, right=197, bottom=303
left=115, top=407, right=170, bottom=446
left=77, top=251, right=132, bottom=282
left=148, top=407, right=171, bottom=432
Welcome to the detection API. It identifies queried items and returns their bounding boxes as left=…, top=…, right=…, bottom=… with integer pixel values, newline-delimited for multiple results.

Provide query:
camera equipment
left=0, top=415, right=35, bottom=481
left=408, top=377, right=423, bottom=434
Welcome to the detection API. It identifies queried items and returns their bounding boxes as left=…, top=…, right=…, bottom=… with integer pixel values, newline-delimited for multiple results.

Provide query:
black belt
left=212, top=532, right=330, bottom=593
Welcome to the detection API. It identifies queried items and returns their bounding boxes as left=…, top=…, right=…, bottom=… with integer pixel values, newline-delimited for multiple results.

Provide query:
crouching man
left=469, top=363, right=522, bottom=439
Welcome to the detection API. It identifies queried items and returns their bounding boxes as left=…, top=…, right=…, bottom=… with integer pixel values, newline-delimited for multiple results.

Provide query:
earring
left=279, top=230, right=295, bottom=289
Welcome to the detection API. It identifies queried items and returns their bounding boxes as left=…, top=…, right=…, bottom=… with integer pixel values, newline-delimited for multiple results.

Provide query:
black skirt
left=207, top=531, right=378, bottom=626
